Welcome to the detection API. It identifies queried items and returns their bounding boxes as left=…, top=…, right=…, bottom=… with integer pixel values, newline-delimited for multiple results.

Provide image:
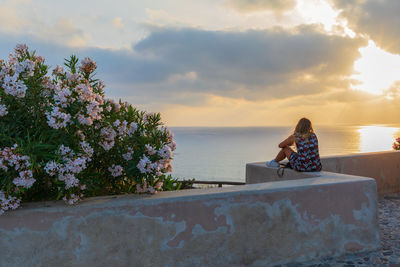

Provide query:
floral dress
left=289, top=133, right=322, bottom=172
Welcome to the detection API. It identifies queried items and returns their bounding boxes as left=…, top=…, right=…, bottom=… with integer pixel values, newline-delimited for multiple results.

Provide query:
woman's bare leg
left=275, top=146, right=294, bottom=162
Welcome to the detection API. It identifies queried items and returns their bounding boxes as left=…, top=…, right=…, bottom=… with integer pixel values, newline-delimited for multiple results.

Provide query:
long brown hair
left=294, top=118, right=314, bottom=140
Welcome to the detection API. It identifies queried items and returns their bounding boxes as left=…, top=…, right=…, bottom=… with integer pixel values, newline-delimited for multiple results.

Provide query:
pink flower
left=145, top=144, right=156, bottom=155
left=66, top=72, right=81, bottom=84
left=52, top=65, right=64, bottom=76
left=147, top=186, right=155, bottom=194
left=155, top=181, right=163, bottom=190
left=14, top=44, right=28, bottom=55
left=79, top=57, right=97, bottom=74
left=136, top=182, right=147, bottom=193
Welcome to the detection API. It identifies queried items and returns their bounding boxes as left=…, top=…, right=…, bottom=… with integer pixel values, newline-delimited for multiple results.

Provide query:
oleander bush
left=393, top=137, right=400, bottom=150
left=0, top=44, right=176, bottom=214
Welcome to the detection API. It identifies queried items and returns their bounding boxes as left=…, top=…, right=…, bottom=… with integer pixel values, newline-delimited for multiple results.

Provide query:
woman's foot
left=266, top=159, right=280, bottom=168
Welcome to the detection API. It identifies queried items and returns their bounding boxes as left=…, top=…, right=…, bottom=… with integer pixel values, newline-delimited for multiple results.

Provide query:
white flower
left=63, top=193, right=80, bottom=205
left=44, top=161, right=58, bottom=176
left=15, top=59, right=35, bottom=77
left=46, top=107, right=71, bottom=129
left=3, top=74, right=27, bottom=98
left=116, top=120, right=128, bottom=136
left=122, top=147, right=134, bottom=161
left=59, top=145, right=73, bottom=157
left=61, top=173, right=79, bottom=189
left=80, top=141, right=93, bottom=158
left=99, top=126, right=116, bottom=151
left=0, top=104, right=8, bottom=117
left=13, top=170, right=35, bottom=188
left=127, top=122, right=138, bottom=136
left=53, top=87, right=72, bottom=107
left=158, top=145, right=173, bottom=159
left=77, top=113, right=93, bottom=126
left=137, top=155, right=151, bottom=174
left=108, top=164, right=123, bottom=177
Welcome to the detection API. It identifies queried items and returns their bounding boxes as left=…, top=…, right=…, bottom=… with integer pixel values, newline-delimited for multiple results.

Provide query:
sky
left=1, top=0, right=400, bottom=126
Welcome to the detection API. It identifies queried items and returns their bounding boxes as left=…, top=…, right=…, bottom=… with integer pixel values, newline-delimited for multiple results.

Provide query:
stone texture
left=0, top=175, right=379, bottom=267
left=285, top=193, right=400, bottom=266
left=247, top=151, right=400, bottom=197
left=246, top=162, right=317, bottom=184
left=321, top=151, right=400, bottom=196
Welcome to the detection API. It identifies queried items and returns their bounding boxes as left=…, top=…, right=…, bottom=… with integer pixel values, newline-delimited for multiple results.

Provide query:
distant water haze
left=170, top=125, right=400, bottom=182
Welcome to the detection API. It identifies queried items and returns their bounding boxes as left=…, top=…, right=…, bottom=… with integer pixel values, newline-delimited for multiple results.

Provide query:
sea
left=169, top=125, right=400, bottom=182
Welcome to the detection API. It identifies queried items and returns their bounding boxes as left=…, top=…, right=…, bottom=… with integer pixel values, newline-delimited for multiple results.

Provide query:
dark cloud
left=0, top=25, right=367, bottom=106
left=224, top=0, right=296, bottom=13
left=332, top=0, right=400, bottom=54
left=131, top=26, right=366, bottom=101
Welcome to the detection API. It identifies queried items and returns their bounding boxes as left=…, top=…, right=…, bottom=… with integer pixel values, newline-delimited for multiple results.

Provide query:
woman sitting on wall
left=266, top=118, right=322, bottom=172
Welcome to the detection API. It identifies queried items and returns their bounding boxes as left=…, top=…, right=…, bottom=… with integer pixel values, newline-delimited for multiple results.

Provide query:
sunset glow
left=358, top=125, right=400, bottom=153
left=0, top=0, right=400, bottom=126
left=352, top=41, right=400, bottom=95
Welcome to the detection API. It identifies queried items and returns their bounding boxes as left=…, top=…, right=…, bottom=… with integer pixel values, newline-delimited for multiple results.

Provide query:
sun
left=352, top=40, right=400, bottom=95
left=358, top=125, right=400, bottom=153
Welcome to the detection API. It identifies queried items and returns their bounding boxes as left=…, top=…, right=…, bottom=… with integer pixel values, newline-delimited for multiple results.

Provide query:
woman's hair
left=294, top=118, right=314, bottom=140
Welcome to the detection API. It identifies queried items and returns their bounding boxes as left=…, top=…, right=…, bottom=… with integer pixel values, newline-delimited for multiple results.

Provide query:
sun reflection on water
left=358, top=125, right=400, bottom=153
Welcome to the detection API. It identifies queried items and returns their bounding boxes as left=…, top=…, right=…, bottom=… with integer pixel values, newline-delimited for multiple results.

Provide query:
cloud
left=0, top=4, right=23, bottom=33
left=112, top=18, right=124, bottom=29
left=46, top=19, right=91, bottom=47
left=0, top=2, right=90, bottom=48
left=225, top=0, right=296, bottom=13
left=4, top=24, right=399, bottom=126
left=331, top=0, right=400, bottom=54
left=0, top=24, right=366, bottom=106
left=130, top=25, right=366, bottom=101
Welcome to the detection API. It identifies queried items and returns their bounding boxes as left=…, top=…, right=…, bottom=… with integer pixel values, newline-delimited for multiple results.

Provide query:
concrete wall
left=321, top=151, right=400, bottom=196
left=247, top=151, right=400, bottom=197
left=0, top=174, right=379, bottom=267
left=246, top=162, right=318, bottom=184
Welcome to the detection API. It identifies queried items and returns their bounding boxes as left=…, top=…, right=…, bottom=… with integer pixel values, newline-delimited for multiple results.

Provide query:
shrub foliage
left=0, top=45, right=176, bottom=214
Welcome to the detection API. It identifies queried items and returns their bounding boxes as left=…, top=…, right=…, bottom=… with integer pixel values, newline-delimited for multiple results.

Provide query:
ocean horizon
left=169, top=125, right=400, bottom=182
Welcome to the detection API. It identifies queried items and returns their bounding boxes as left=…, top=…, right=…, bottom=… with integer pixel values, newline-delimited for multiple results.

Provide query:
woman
left=266, top=118, right=322, bottom=172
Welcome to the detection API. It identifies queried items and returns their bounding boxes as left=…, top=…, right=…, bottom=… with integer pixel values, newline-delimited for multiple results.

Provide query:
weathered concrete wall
left=0, top=175, right=379, bottom=267
left=246, top=162, right=318, bottom=184
left=321, top=151, right=400, bottom=196
left=247, top=151, right=400, bottom=197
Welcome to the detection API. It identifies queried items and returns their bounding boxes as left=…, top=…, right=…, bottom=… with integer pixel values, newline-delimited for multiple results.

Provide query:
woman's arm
left=278, top=135, right=295, bottom=148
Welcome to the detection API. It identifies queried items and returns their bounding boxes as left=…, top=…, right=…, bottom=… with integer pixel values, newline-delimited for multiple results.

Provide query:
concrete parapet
left=246, top=161, right=318, bottom=184
left=321, top=151, right=400, bottom=196
left=247, top=151, right=400, bottom=197
left=0, top=175, right=379, bottom=266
